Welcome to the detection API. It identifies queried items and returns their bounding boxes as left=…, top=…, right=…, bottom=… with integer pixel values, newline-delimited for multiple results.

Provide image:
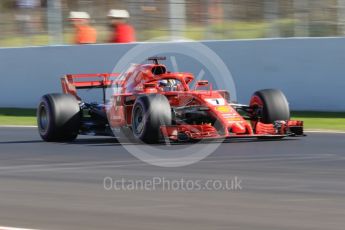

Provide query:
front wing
left=160, top=120, right=304, bottom=141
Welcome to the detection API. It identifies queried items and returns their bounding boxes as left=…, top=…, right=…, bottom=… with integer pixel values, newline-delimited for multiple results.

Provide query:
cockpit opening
left=158, top=79, right=183, bottom=92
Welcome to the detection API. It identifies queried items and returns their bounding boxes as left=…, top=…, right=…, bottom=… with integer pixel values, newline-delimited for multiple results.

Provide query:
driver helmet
left=158, top=79, right=177, bottom=91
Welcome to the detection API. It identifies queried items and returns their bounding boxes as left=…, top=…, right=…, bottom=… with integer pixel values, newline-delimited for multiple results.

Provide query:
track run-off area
left=0, top=127, right=344, bottom=230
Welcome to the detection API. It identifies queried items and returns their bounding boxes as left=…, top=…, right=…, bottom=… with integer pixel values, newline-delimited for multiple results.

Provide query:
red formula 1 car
left=37, top=57, right=304, bottom=143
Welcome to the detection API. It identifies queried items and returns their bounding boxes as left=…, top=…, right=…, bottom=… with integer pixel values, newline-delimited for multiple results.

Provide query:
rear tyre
left=131, top=94, right=172, bottom=143
left=250, top=89, right=290, bottom=124
left=37, top=93, right=80, bottom=142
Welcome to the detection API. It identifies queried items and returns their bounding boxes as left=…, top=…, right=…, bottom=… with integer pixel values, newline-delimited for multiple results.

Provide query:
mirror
left=196, top=80, right=209, bottom=87
left=144, top=82, right=156, bottom=88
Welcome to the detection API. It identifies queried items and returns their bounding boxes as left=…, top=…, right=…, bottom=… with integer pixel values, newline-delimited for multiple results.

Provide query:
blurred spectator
left=69, top=11, right=97, bottom=44
left=208, top=0, right=224, bottom=24
left=108, top=9, right=136, bottom=43
left=17, top=0, right=40, bottom=8
left=15, top=0, right=41, bottom=44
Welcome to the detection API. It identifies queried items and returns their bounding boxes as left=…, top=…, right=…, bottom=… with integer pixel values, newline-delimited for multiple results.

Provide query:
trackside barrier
left=0, top=37, right=344, bottom=111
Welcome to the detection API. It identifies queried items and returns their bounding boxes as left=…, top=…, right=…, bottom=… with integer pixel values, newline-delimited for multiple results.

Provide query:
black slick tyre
left=37, top=93, right=80, bottom=142
left=131, top=94, right=172, bottom=143
left=250, top=89, right=290, bottom=124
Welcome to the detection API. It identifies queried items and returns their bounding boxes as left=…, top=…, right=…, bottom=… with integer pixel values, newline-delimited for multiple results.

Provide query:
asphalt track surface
left=0, top=127, right=344, bottom=230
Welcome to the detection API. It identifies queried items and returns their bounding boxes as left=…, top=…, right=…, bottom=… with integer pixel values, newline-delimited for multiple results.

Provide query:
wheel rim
left=250, top=95, right=264, bottom=118
left=133, top=105, right=144, bottom=135
left=39, top=104, right=49, bottom=132
left=250, top=95, right=264, bottom=130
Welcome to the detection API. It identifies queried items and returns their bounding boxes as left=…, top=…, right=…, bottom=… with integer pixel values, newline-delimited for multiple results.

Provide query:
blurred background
left=1, top=0, right=345, bottom=47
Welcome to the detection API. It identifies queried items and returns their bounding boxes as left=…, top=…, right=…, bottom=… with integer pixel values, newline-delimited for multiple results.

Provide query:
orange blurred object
left=75, top=23, right=97, bottom=44
left=110, top=23, right=135, bottom=43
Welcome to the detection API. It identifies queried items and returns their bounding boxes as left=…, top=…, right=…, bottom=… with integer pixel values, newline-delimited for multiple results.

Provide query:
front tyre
left=131, top=94, right=172, bottom=143
left=250, top=89, right=290, bottom=124
left=37, top=93, right=80, bottom=142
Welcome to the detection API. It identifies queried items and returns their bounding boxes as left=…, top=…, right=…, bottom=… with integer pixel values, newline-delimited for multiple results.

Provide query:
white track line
left=0, top=125, right=37, bottom=128
left=0, top=227, right=39, bottom=230
left=305, top=130, right=345, bottom=134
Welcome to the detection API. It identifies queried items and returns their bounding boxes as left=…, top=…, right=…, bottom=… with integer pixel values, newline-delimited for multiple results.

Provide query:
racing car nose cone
left=230, top=123, right=247, bottom=134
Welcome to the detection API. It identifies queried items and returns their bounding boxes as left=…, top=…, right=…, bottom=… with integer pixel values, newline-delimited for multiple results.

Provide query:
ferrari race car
left=37, top=56, right=304, bottom=143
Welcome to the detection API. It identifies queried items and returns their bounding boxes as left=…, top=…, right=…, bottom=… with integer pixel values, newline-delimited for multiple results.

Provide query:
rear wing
left=61, top=73, right=120, bottom=101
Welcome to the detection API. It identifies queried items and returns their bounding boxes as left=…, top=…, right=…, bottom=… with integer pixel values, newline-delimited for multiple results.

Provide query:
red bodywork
left=60, top=61, right=303, bottom=141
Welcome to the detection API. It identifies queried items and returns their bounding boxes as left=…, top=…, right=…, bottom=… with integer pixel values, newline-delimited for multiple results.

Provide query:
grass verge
left=291, top=111, right=345, bottom=131
left=0, top=108, right=344, bottom=131
left=0, top=108, right=36, bottom=126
